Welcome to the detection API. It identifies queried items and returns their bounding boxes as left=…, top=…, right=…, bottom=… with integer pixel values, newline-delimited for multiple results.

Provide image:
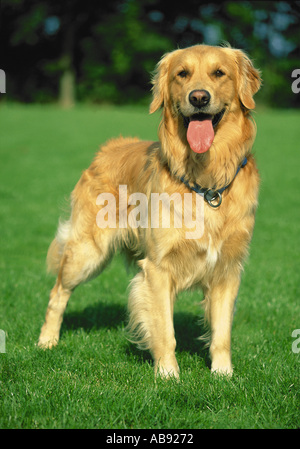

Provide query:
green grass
left=0, top=103, right=299, bottom=429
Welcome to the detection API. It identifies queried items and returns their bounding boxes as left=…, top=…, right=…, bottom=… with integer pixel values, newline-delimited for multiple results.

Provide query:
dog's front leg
left=127, top=258, right=179, bottom=378
left=207, top=273, right=241, bottom=376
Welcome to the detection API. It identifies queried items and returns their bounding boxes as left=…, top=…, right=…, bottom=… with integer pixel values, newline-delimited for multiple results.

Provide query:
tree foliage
left=1, top=0, right=300, bottom=107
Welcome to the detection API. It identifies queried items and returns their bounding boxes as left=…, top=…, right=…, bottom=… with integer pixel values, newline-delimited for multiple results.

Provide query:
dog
left=38, top=44, right=261, bottom=378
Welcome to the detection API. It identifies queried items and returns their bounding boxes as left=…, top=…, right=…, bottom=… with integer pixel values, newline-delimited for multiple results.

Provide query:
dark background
left=1, top=0, right=300, bottom=107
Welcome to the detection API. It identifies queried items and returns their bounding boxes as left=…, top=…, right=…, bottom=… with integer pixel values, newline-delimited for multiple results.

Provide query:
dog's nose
left=189, top=90, right=211, bottom=108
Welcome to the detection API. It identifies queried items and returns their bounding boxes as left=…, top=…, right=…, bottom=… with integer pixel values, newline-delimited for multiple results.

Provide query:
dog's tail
left=46, top=219, right=71, bottom=275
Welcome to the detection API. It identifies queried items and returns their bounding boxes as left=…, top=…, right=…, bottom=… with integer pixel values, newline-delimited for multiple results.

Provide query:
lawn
left=0, top=103, right=299, bottom=429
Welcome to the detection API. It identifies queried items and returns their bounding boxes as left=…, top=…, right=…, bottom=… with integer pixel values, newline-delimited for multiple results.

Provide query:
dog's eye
left=214, top=69, right=225, bottom=78
left=177, top=70, right=188, bottom=78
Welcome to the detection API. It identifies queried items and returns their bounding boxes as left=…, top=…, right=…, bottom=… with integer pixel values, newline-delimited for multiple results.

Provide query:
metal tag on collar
left=204, top=189, right=222, bottom=208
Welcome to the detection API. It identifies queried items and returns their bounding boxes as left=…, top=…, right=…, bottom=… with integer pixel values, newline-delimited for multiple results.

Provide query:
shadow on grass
left=63, top=302, right=127, bottom=331
left=62, top=301, right=210, bottom=368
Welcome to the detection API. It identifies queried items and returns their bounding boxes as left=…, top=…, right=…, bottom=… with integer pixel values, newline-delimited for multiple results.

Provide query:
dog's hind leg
left=127, top=258, right=179, bottom=378
left=38, top=234, right=112, bottom=349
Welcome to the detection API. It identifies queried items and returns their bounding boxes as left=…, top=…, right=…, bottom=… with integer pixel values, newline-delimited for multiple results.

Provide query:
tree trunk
left=59, top=23, right=75, bottom=108
left=59, top=61, right=75, bottom=108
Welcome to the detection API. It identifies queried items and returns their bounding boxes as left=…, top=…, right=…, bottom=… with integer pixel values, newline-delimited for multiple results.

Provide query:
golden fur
left=38, top=44, right=261, bottom=377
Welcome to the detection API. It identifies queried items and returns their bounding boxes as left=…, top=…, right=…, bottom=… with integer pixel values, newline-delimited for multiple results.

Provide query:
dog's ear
left=234, top=49, right=262, bottom=110
left=149, top=51, right=174, bottom=114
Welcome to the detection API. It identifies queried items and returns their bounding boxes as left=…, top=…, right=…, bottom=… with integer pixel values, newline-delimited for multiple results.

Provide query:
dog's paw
left=211, top=363, right=233, bottom=377
left=155, top=360, right=180, bottom=380
left=37, top=334, right=59, bottom=350
left=210, top=348, right=233, bottom=377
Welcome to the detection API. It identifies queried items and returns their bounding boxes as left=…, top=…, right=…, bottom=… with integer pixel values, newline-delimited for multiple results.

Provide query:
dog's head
left=150, top=44, right=261, bottom=154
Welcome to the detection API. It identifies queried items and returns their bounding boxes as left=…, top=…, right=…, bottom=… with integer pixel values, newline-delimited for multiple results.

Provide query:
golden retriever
left=38, top=44, right=261, bottom=377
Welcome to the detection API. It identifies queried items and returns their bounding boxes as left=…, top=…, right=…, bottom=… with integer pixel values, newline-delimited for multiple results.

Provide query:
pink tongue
left=187, top=118, right=214, bottom=153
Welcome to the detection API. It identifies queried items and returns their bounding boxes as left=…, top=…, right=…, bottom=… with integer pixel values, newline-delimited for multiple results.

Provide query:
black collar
left=180, top=157, right=248, bottom=208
